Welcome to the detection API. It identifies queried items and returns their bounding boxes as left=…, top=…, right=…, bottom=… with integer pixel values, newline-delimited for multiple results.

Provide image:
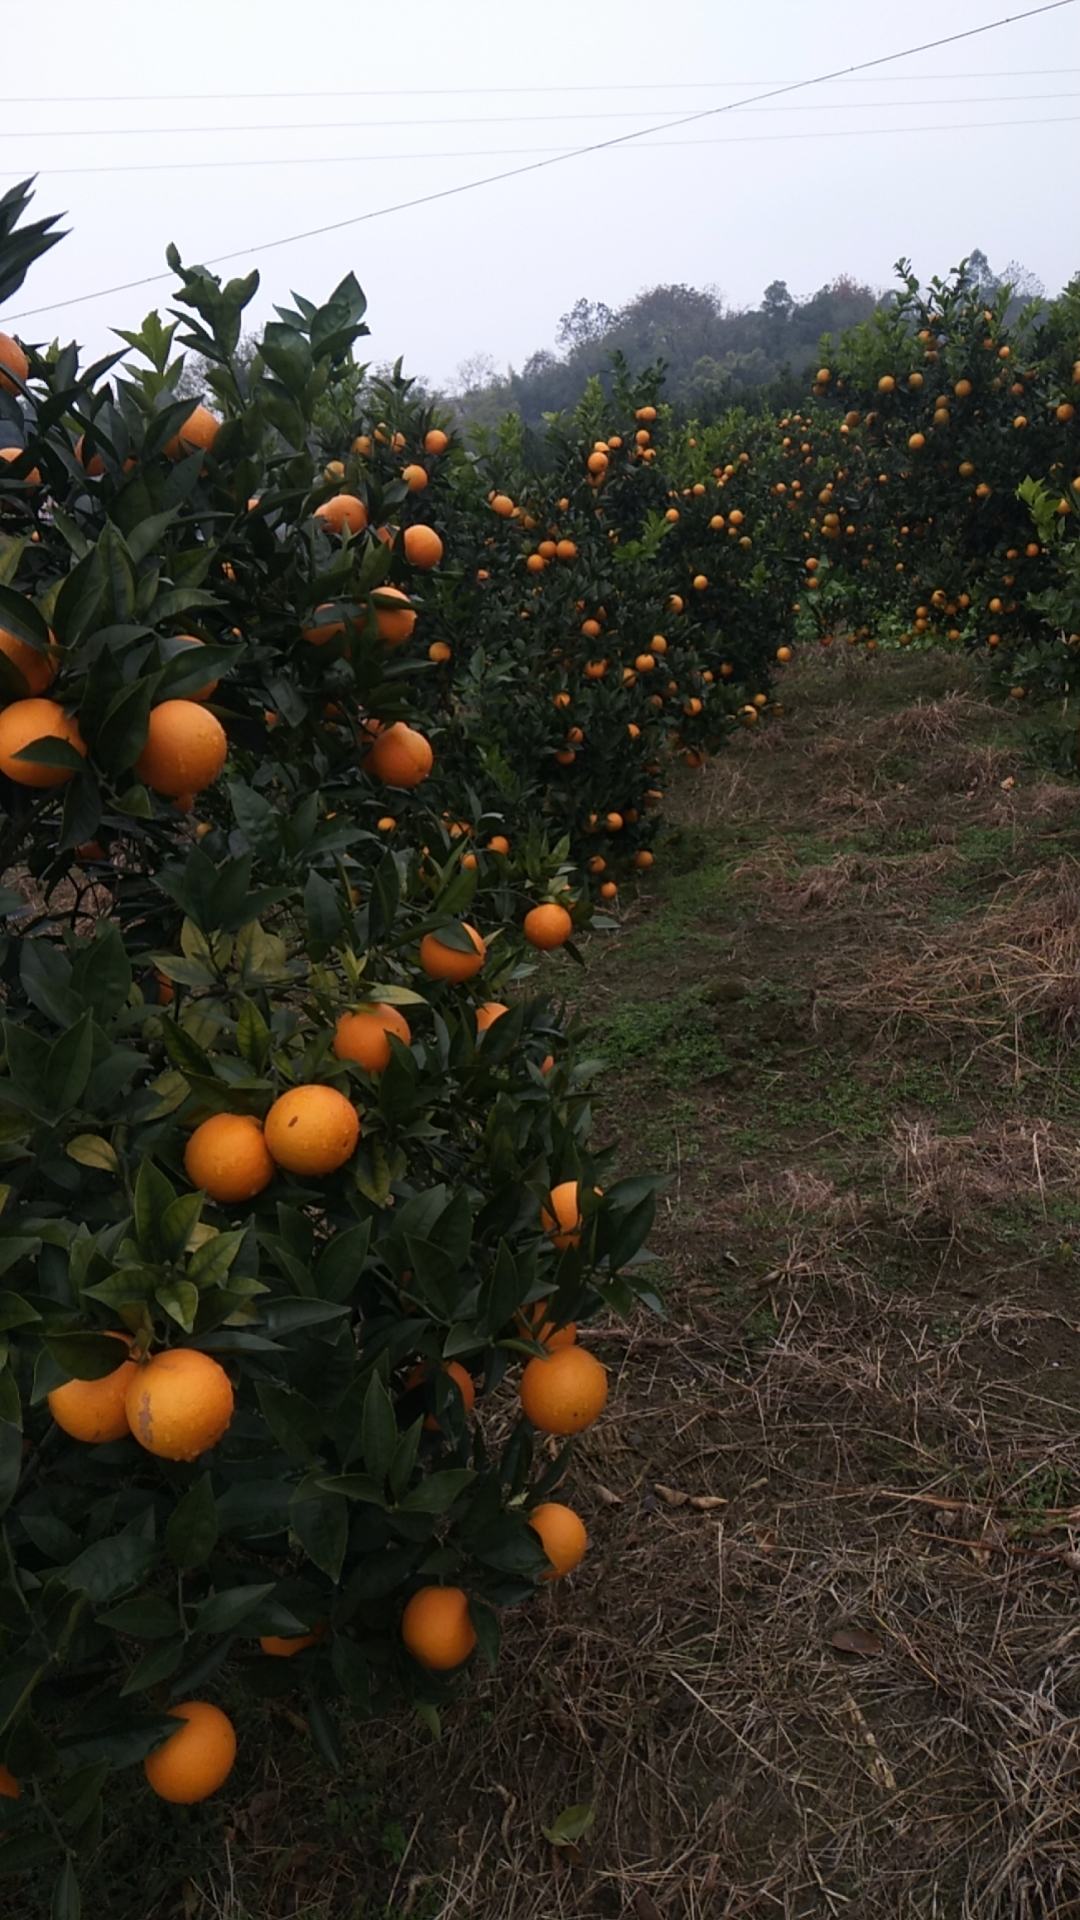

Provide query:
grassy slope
left=33, top=649, right=1080, bottom=1920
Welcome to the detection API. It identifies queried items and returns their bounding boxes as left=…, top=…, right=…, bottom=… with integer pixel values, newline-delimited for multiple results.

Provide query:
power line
left=8, top=112, right=1079, bottom=181
left=1, top=67, right=1077, bottom=103
left=2, top=88, right=1076, bottom=140
left=5, top=0, right=1075, bottom=326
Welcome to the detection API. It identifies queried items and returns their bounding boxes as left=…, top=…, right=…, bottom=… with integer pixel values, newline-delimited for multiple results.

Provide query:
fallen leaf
left=542, top=1802, right=596, bottom=1847
left=689, top=1495, right=728, bottom=1512
left=830, top=1625, right=883, bottom=1657
left=593, top=1484, right=623, bottom=1507
left=654, top=1484, right=689, bottom=1508
left=633, top=1892, right=663, bottom=1920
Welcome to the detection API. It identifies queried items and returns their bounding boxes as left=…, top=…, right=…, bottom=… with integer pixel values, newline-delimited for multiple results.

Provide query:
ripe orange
left=475, top=1001, right=509, bottom=1032
left=424, top=428, right=449, bottom=455
left=520, top=1345, right=608, bottom=1435
left=403, top=523, right=443, bottom=569
left=524, top=902, right=573, bottom=950
left=401, top=463, right=428, bottom=492
left=529, top=1502, right=588, bottom=1578
left=48, top=1333, right=137, bottom=1443
left=135, top=700, right=227, bottom=798
left=0, top=448, right=41, bottom=485
left=487, top=834, right=510, bottom=855
left=517, top=1299, right=577, bottom=1351
left=555, top=539, right=577, bottom=561
left=264, top=1084, right=360, bottom=1176
left=407, top=1358, right=477, bottom=1430
left=371, top=585, right=417, bottom=646
left=490, top=494, right=515, bottom=518
left=428, top=640, right=452, bottom=664
left=314, top=493, right=367, bottom=536
left=0, top=623, right=57, bottom=695
left=0, top=1764, right=20, bottom=1799
left=75, top=434, right=106, bottom=477
left=184, top=1113, right=275, bottom=1203
left=542, top=1179, right=596, bottom=1250
left=366, top=721, right=432, bottom=788
left=419, top=924, right=486, bottom=982
left=164, top=404, right=220, bottom=462
left=333, top=1002, right=412, bottom=1073
left=259, top=1630, right=322, bottom=1657
left=144, top=1701, right=237, bottom=1804
left=125, top=1349, right=234, bottom=1460
left=0, top=332, right=28, bottom=394
left=302, top=603, right=346, bottom=646
left=401, top=1586, right=477, bottom=1670
left=0, top=698, right=86, bottom=788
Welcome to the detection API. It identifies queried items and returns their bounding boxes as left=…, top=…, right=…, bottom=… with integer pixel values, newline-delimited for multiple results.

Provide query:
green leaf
left=397, top=1469, right=474, bottom=1514
left=0, top=1421, right=20, bottom=1517
left=159, top=1192, right=205, bottom=1263
left=0, top=1290, right=40, bottom=1332
left=255, top=1380, right=322, bottom=1463
left=316, top=1220, right=371, bottom=1303
left=119, top=1638, right=184, bottom=1696
left=188, top=1228, right=246, bottom=1290
left=360, top=1372, right=396, bottom=1484
left=236, top=998, right=271, bottom=1072
left=133, top=1158, right=176, bottom=1261
left=44, top=1333, right=129, bottom=1382
left=165, top=1473, right=219, bottom=1570
left=192, top=1582, right=276, bottom=1635
left=97, top=1595, right=181, bottom=1639
left=44, top=1013, right=94, bottom=1116
left=290, top=1480, right=348, bottom=1582
left=542, top=1802, right=596, bottom=1847
left=154, top=1280, right=199, bottom=1334
left=50, top=1857, right=81, bottom=1920
left=65, top=1135, right=119, bottom=1174
left=62, top=1533, right=156, bottom=1605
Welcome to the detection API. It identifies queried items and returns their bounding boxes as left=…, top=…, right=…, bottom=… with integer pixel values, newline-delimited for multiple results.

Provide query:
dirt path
left=114, top=651, right=1080, bottom=1920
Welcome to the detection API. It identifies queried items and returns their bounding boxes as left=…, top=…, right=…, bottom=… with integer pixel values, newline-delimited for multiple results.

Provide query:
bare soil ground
left=58, top=652, right=1080, bottom=1920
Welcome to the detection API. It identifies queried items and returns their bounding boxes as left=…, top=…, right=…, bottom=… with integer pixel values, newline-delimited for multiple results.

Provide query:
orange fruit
left=490, top=494, right=515, bottom=518
left=371, top=586, right=417, bottom=646
left=401, top=463, right=428, bottom=492
left=164, top=404, right=220, bottom=462
left=0, top=698, right=86, bottom=788
left=475, top=1001, right=509, bottom=1033
left=529, top=1502, right=588, bottom=1579
left=424, top=428, right=449, bottom=455
left=523, top=902, right=573, bottom=951
left=403, top=523, right=443, bottom=569
left=144, top=1701, right=236, bottom=1804
left=314, top=493, right=368, bottom=536
left=135, top=700, right=227, bottom=798
left=0, top=1764, right=20, bottom=1799
left=0, top=623, right=57, bottom=695
left=264, top=1084, right=360, bottom=1176
left=75, top=434, right=106, bottom=477
left=555, top=539, right=577, bottom=561
left=428, top=640, right=452, bottom=664
left=259, top=1630, right=322, bottom=1657
left=0, top=448, right=41, bottom=485
left=419, top=924, right=485, bottom=982
left=517, top=1299, right=576, bottom=1351
left=125, top=1349, right=234, bottom=1461
left=366, top=721, right=432, bottom=788
left=302, top=603, right=346, bottom=646
left=333, top=1002, right=411, bottom=1073
left=48, top=1333, right=137, bottom=1444
left=520, top=1345, right=608, bottom=1435
left=0, top=332, right=28, bottom=395
left=401, top=1586, right=477, bottom=1670
left=170, top=634, right=218, bottom=700
left=542, top=1179, right=596, bottom=1250
left=633, top=849, right=654, bottom=870
left=406, top=1359, right=476, bottom=1431
left=184, top=1113, right=275, bottom=1203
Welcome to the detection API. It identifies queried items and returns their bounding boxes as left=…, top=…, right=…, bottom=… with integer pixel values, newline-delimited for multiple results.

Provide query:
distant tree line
left=447, top=249, right=1052, bottom=428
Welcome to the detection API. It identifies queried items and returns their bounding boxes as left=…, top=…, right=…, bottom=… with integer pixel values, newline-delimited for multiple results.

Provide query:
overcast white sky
left=2, top=0, right=1077, bottom=387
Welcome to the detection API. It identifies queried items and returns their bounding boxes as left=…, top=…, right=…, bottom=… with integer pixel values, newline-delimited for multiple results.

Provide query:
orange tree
left=805, top=259, right=1080, bottom=692
left=0, top=182, right=661, bottom=1903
